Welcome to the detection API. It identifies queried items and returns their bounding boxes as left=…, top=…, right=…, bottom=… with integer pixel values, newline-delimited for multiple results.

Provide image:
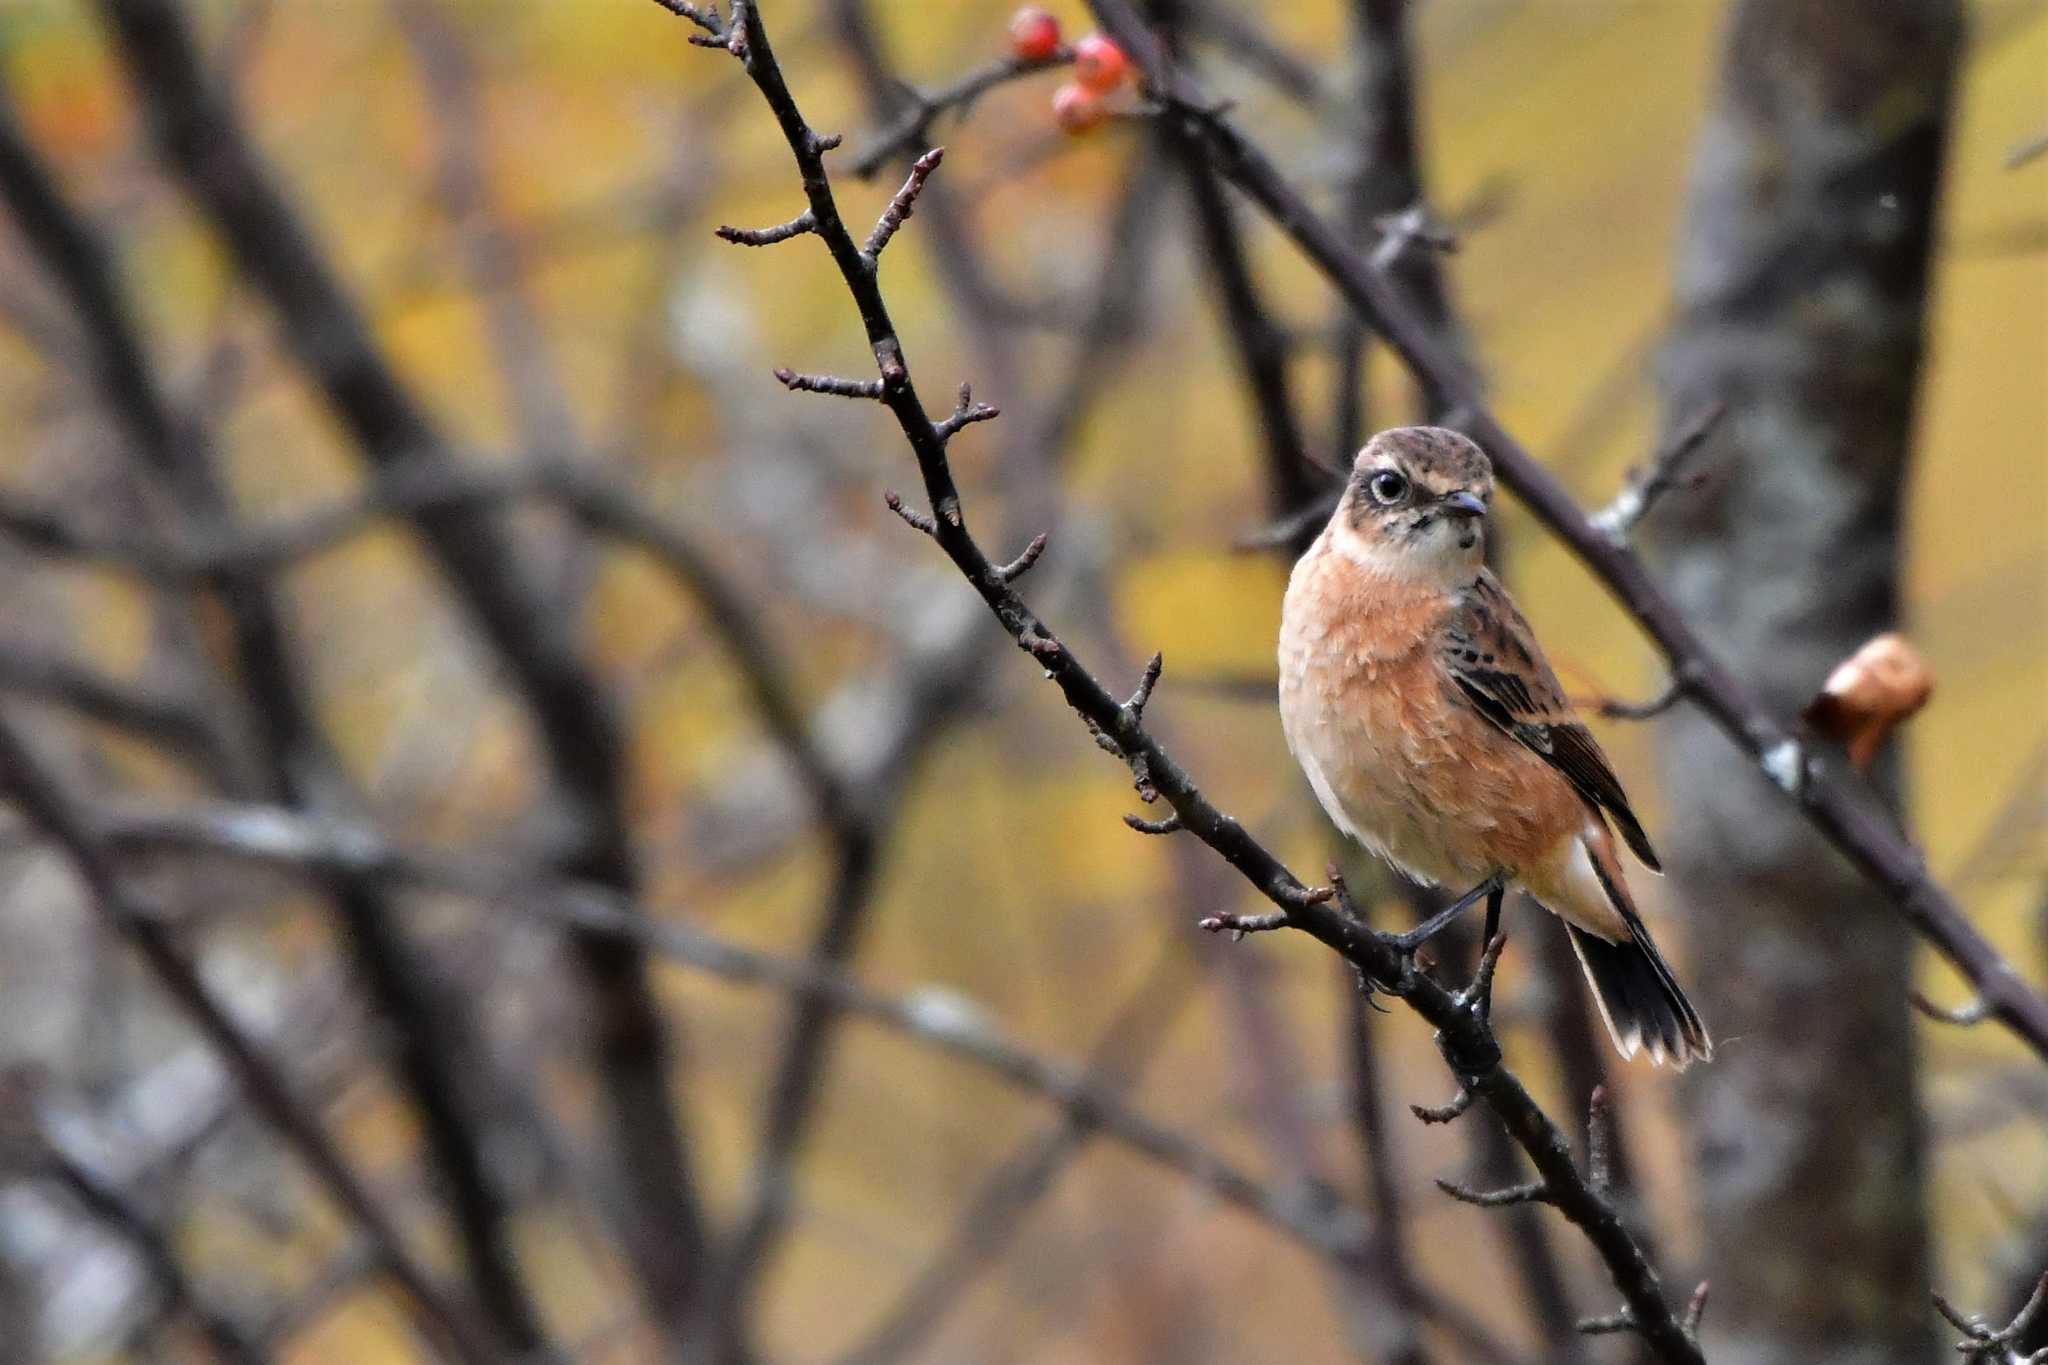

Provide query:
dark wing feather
left=1443, top=571, right=1662, bottom=872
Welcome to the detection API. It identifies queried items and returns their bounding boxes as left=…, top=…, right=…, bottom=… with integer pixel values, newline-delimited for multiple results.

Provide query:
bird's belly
left=1279, top=639, right=1571, bottom=890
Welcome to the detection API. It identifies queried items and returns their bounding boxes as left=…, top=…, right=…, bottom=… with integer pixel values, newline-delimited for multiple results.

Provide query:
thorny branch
left=654, top=4, right=1704, bottom=1360
left=1080, top=0, right=2048, bottom=1062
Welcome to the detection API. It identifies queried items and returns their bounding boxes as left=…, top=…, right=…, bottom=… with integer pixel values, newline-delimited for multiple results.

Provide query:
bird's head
left=1328, top=426, right=1494, bottom=585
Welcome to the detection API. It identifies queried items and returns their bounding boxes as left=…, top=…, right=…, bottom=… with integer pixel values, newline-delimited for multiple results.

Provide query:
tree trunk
left=1654, top=3, right=1962, bottom=1363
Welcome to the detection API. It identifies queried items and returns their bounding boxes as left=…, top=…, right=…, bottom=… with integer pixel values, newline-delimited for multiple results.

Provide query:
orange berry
left=1007, top=6, right=1061, bottom=62
left=1051, top=81, right=1106, bottom=135
left=1072, top=33, right=1129, bottom=91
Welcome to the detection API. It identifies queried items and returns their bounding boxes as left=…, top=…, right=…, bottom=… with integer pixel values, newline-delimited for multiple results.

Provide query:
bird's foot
left=1386, top=873, right=1506, bottom=956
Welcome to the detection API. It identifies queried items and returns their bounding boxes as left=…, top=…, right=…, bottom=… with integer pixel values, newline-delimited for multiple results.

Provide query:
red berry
left=1007, top=6, right=1061, bottom=62
left=1072, top=33, right=1128, bottom=92
left=1051, top=82, right=1106, bottom=135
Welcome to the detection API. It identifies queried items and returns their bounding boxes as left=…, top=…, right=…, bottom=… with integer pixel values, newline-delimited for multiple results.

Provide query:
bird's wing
left=1441, top=570, right=1661, bottom=872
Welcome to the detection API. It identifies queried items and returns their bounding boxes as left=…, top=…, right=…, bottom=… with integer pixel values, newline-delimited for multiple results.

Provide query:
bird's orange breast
left=1277, top=536, right=1585, bottom=888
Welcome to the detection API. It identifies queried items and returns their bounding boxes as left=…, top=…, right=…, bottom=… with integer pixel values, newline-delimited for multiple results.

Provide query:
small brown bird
left=1278, top=427, right=1710, bottom=1066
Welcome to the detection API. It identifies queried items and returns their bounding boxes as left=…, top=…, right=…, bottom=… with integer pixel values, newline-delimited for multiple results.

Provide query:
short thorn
left=882, top=490, right=937, bottom=535
left=715, top=209, right=815, bottom=246
left=1910, top=989, right=1991, bottom=1027
left=1576, top=1309, right=1637, bottom=1337
left=1124, top=653, right=1164, bottom=718
left=1435, top=1177, right=1552, bottom=1209
left=775, top=368, right=884, bottom=400
left=1587, top=1083, right=1613, bottom=1192
left=1683, top=1280, right=1711, bottom=1337
left=1123, top=811, right=1182, bottom=836
left=993, top=532, right=1048, bottom=584
left=863, top=146, right=945, bottom=261
left=936, top=381, right=1001, bottom=440
left=1199, top=910, right=1288, bottom=940
left=1458, top=930, right=1508, bottom=1010
left=1410, top=1085, right=1475, bottom=1125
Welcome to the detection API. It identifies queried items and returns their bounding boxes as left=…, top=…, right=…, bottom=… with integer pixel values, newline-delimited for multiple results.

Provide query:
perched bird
left=1277, top=426, right=1710, bottom=1066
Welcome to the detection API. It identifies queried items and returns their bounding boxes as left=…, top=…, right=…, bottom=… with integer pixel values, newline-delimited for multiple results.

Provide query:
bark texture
left=1655, top=3, right=1962, bottom=1362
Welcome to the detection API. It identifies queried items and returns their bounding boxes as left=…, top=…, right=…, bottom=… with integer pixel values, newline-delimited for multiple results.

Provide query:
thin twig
left=1914, top=990, right=1994, bottom=1027
left=848, top=49, right=1072, bottom=179
left=716, top=208, right=816, bottom=245
left=1934, top=1272, right=2048, bottom=1363
left=1589, top=401, right=1725, bottom=543
left=862, top=145, right=943, bottom=261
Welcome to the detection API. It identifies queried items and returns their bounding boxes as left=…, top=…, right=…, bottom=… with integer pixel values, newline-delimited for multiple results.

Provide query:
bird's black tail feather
left=1566, top=924, right=1712, bottom=1068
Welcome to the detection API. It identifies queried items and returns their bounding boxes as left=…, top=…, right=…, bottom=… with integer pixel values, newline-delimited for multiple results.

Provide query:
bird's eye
left=1368, top=470, right=1409, bottom=505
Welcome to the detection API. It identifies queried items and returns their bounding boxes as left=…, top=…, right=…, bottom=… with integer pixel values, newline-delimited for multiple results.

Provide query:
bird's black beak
left=1442, top=490, right=1487, bottom=519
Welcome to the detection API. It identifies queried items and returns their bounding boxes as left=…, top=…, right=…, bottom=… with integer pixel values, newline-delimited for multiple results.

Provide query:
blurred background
left=0, top=1, right=2042, bottom=1362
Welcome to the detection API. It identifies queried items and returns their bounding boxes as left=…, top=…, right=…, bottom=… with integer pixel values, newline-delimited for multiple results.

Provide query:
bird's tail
left=1566, top=924, right=1712, bottom=1069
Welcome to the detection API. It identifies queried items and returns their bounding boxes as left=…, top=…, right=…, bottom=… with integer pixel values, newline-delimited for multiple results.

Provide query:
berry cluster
left=1007, top=7, right=1131, bottom=135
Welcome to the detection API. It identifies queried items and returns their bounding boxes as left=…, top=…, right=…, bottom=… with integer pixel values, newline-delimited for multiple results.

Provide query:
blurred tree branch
left=81, top=795, right=1382, bottom=1269
left=0, top=80, right=560, bottom=1360
left=0, top=713, right=492, bottom=1364
left=1, top=1087, right=270, bottom=1365
left=93, top=1, right=716, bottom=1343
